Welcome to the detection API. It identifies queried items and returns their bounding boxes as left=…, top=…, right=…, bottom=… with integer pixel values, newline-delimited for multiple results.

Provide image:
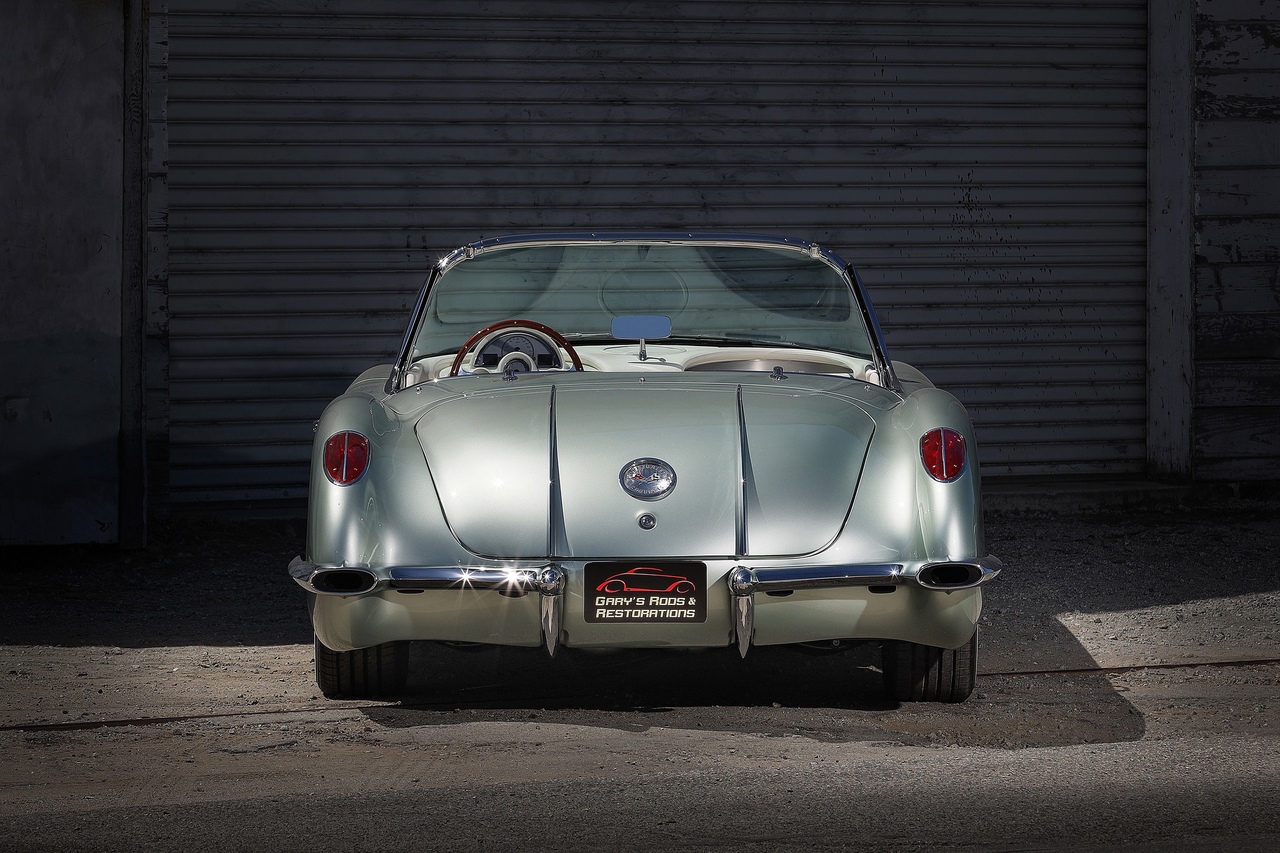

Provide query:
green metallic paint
left=299, top=236, right=994, bottom=657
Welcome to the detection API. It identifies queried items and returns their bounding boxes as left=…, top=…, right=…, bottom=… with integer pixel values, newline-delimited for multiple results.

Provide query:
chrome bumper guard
left=727, top=556, right=1002, bottom=658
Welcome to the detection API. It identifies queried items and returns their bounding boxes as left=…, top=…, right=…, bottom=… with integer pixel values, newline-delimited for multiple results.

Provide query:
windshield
left=410, top=242, right=873, bottom=360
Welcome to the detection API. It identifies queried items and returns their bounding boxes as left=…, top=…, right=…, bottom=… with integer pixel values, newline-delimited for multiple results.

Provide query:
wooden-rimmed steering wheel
left=447, top=318, right=583, bottom=377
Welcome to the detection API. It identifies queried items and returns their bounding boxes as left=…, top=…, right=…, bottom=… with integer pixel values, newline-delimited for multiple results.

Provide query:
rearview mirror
left=611, top=315, right=671, bottom=362
left=611, top=315, right=672, bottom=341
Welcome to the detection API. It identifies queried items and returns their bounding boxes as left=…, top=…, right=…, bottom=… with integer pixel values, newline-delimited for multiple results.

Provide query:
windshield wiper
left=559, top=333, right=793, bottom=347
left=668, top=336, right=875, bottom=361
left=558, top=333, right=616, bottom=343
left=664, top=334, right=801, bottom=348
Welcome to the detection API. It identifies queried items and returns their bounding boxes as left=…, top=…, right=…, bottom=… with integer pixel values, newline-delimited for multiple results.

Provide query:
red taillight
left=323, top=431, right=369, bottom=485
left=921, top=427, right=966, bottom=482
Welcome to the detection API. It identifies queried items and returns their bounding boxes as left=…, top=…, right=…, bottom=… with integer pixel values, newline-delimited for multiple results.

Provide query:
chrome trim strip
left=548, top=384, right=559, bottom=556
left=441, top=232, right=835, bottom=274
left=735, top=384, right=748, bottom=559
left=388, top=566, right=543, bottom=592
left=732, top=564, right=905, bottom=595
left=846, top=265, right=902, bottom=394
left=386, top=266, right=442, bottom=395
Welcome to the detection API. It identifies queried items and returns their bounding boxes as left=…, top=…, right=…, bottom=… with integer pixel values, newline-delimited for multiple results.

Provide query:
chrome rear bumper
left=290, top=555, right=1001, bottom=659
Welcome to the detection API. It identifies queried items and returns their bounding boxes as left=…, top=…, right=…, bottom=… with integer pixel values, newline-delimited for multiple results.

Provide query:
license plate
left=583, top=562, right=708, bottom=623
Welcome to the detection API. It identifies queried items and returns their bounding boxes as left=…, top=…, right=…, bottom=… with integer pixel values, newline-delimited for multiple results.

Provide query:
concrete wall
left=0, top=2, right=124, bottom=543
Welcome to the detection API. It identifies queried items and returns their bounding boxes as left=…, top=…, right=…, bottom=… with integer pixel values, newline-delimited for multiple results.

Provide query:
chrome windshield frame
left=386, top=264, right=442, bottom=395
left=390, top=232, right=901, bottom=396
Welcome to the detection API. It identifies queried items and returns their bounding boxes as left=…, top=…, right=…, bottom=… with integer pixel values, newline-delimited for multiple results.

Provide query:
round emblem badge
left=619, top=458, right=676, bottom=501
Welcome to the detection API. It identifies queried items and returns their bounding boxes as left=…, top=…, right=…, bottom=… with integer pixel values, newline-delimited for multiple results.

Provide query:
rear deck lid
left=414, top=377, right=877, bottom=559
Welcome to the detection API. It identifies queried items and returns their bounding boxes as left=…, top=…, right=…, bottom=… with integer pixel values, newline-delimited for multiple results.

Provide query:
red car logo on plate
left=595, top=566, right=696, bottom=594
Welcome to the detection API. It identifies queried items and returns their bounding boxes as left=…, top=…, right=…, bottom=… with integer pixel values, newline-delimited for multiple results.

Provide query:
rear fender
left=307, top=394, right=383, bottom=566
left=896, top=387, right=984, bottom=561
left=307, top=393, right=468, bottom=568
left=824, top=385, right=982, bottom=567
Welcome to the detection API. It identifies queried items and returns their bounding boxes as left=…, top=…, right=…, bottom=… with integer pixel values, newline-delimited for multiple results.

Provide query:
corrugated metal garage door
left=164, top=0, right=1148, bottom=505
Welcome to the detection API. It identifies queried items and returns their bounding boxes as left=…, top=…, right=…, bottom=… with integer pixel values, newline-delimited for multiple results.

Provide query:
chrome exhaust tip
left=289, top=559, right=380, bottom=596
left=310, top=568, right=379, bottom=595
left=915, top=556, right=1002, bottom=590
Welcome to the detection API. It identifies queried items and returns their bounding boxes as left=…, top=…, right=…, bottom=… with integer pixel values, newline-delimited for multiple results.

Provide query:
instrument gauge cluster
left=476, top=332, right=561, bottom=370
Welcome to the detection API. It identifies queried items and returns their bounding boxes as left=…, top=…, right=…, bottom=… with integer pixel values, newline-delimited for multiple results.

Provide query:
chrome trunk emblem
left=619, top=458, right=676, bottom=500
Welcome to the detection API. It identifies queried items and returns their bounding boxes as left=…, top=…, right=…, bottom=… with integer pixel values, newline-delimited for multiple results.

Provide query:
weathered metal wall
left=146, top=2, right=173, bottom=516
left=1194, top=0, right=1280, bottom=480
left=162, top=0, right=1148, bottom=505
left=0, top=1, right=124, bottom=543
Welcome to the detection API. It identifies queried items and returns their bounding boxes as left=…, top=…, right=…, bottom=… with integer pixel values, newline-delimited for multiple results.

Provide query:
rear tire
left=314, top=635, right=407, bottom=699
left=881, top=630, right=977, bottom=703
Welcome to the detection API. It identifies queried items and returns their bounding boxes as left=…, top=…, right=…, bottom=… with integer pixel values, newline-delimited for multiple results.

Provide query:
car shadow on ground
left=357, top=638, right=1146, bottom=749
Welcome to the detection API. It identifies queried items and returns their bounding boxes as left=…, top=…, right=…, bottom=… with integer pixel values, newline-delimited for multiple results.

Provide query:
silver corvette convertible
left=289, top=233, right=1001, bottom=702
